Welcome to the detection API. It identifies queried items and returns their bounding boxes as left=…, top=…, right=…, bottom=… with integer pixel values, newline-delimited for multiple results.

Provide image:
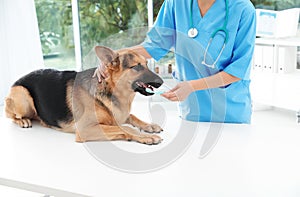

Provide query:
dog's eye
left=132, top=64, right=144, bottom=71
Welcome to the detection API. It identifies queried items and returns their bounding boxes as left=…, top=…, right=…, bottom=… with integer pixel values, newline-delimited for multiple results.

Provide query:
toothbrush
left=146, top=89, right=165, bottom=95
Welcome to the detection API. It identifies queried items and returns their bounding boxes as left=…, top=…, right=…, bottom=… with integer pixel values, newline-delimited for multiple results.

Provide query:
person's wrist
left=189, top=79, right=206, bottom=91
left=188, top=80, right=197, bottom=91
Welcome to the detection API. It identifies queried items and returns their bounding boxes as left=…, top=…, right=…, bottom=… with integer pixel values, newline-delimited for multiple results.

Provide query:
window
left=35, top=0, right=164, bottom=71
left=35, top=0, right=76, bottom=70
left=251, top=0, right=300, bottom=11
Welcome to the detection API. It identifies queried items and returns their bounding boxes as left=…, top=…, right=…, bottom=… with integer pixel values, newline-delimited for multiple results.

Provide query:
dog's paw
left=137, top=134, right=162, bottom=145
left=14, top=118, right=32, bottom=128
left=141, top=123, right=163, bottom=133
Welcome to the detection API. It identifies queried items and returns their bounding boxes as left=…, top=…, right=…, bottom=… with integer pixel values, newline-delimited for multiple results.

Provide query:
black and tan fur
left=5, top=46, right=164, bottom=145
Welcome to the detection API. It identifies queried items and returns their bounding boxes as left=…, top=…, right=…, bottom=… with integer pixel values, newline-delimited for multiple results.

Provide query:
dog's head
left=95, top=46, right=163, bottom=96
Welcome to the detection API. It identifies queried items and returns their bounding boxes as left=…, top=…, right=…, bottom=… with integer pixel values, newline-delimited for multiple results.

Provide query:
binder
left=253, top=45, right=263, bottom=72
left=253, top=45, right=275, bottom=73
left=262, top=45, right=275, bottom=73
left=277, top=46, right=297, bottom=74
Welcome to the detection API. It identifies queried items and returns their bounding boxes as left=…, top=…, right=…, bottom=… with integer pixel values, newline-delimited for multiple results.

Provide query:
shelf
left=256, top=36, right=300, bottom=47
left=251, top=71, right=300, bottom=111
left=251, top=37, right=300, bottom=111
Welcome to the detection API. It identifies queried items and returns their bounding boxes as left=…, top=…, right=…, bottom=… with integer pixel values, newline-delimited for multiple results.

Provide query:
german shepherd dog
left=5, top=46, right=164, bottom=145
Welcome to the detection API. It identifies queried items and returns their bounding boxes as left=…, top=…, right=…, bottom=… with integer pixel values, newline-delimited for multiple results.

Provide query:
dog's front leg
left=75, top=124, right=162, bottom=145
left=126, top=114, right=163, bottom=133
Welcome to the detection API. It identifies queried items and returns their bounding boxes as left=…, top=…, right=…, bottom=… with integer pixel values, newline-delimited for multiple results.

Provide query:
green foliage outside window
left=78, top=0, right=164, bottom=56
left=35, top=0, right=164, bottom=58
left=250, top=0, right=300, bottom=10
left=35, top=0, right=73, bottom=56
left=79, top=0, right=145, bottom=56
left=34, top=0, right=299, bottom=69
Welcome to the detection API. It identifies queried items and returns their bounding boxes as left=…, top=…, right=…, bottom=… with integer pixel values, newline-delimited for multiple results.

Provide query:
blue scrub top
left=142, top=0, right=256, bottom=124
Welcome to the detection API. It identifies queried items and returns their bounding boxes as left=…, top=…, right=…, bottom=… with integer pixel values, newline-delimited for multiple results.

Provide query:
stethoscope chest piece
left=188, top=28, right=198, bottom=38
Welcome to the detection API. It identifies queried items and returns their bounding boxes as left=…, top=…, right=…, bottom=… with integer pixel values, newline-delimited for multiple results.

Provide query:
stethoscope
left=188, top=0, right=229, bottom=69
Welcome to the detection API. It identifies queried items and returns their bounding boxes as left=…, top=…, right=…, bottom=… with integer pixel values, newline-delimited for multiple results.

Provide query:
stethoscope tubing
left=189, top=0, right=229, bottom=68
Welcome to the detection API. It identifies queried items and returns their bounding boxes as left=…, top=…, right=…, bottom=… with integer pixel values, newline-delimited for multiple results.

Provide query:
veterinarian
left=94, top=0, right=256, bottom=124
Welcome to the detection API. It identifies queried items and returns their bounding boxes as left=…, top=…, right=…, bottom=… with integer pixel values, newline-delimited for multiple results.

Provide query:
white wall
left=0, top=0, right=44, bottom=105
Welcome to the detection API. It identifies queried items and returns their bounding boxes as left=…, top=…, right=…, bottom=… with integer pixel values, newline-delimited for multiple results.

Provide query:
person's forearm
left=189, top=71, right=240, bottom=91
left=117, top=45, right=152, bottom=59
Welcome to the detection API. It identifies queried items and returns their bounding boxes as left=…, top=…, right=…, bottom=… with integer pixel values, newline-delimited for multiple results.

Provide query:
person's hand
left=161, top=81, right=194, bottom=101
left=93, top=62, right=109, bottom=82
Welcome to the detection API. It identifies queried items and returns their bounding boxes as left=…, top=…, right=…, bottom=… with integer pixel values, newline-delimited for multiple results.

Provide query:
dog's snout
left=154, top=76, right=163, bottom=86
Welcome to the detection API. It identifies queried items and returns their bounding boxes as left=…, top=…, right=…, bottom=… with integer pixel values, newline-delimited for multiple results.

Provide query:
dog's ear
left=94, top=46, right=120, bottom=70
